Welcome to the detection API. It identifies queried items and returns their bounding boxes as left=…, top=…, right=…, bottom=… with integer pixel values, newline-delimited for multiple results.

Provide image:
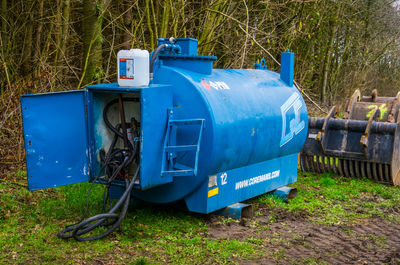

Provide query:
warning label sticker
left=208, top=187, right=219, bottom=198
left=119, top=58, right=134, bottom=79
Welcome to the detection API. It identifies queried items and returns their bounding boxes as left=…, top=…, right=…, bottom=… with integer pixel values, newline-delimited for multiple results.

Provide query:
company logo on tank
left=201, top=79, right=230, bottom=91
left=280, top=92, right=305, bottom=147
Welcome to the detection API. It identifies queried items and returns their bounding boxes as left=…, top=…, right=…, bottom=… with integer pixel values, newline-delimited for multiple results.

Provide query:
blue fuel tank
left=21, top=38, right=308, bottom=214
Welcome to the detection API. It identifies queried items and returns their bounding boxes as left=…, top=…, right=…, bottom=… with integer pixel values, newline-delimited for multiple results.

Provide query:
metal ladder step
left=161, top=117, right=204, bottom=177
left=164, top=145, right=198, bottom=152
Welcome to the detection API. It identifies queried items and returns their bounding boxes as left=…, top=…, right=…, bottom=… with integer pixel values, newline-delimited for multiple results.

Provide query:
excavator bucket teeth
left=338, top=159, right=344, bottom=176
left=349, top=160, right=355, bottom=178
left=333, top=158, right=339, bottom=174
left=379, top=164, right=385, bottom=182
left=300, top=89, right=400, bottom=186
left=343, top=159, right=350, bottom=177
left=354, top=160, right=361, bottom=178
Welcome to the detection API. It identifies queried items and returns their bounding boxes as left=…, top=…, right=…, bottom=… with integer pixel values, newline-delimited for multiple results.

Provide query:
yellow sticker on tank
left=208, top=187, right=219, bottom=198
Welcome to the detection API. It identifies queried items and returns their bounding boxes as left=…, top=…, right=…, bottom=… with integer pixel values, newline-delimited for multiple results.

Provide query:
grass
left=258, top=172, right=400, bottom=225
left=0, top=170, right=399, bottom=264
left=0, top=177, right=255, bottom=264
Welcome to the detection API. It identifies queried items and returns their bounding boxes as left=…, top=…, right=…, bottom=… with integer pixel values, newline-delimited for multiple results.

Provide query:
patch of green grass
left=245, top=237, right=264, bottom=245
left=336, top=111, right=345, bottom=119
left=0, top=181, right=257, bottom=264
left=14, top=169, right=27, bottom=178
left=131, top=257, right=150, bottom=265
left=1, top=169, right=399, bottom=264
left=318, top=174, right=336, bottom=187
left=258, top=171, right=400, bottom=225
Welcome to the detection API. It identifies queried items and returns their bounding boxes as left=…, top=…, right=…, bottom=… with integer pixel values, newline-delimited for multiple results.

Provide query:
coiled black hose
left=102, top=98, right=139, bottom=139
left=58, top=97, right=139, bottom=241
left=58, top=168, right=138, bottom=241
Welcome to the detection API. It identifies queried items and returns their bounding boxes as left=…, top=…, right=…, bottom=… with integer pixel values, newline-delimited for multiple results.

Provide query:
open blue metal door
left=140, top=84, right=173, bottom=189
left=21, top=90, right=90, bottom=190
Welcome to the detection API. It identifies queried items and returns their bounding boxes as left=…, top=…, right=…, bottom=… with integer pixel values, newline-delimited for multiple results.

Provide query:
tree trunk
left=23, top=14, right=33, bottom=75
left=61, top=0, right=70, bottom=59
left=321, top=5, right=339, bottom=104
left=81, top=0, right=104, bottom=87
left=160, top=0, right=170, bottom=38
left=180, top=0, right=186, bottom=38
left=34, top=0, right=44, bottom=66
left=1, top=0, right=6, bottom=47
left=53, top=0, right=70, bottom=88
left=151, top=0, right=158, bottom=39
left=122, top=0, right=133, bottom=49
left=145, top=0, right=154, bottom=50
left=363, top=0, right=372, bottom=55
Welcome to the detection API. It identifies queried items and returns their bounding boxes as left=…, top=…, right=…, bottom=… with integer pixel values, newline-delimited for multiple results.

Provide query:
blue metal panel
left=21, top=90, right=89, bottom=190
left=183, top=153, right=298, bottom=213
left=87, top=82, right=153, bottom=92
left=158, top=38, right=199, bottom=56
left=140, top=85, right=173, bottom=189
left=155, top=38, right=217, bottom=75
left=269, top=186, right=298, bottom=202
left=280, top=50, right=294, bottom=87
left=213, top=203, right=252, bottom=219
left=159, top=57, right=215, bottom=75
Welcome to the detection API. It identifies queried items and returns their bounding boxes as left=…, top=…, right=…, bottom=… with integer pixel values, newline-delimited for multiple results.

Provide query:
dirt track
left=208, top=207, right=400, bottom=264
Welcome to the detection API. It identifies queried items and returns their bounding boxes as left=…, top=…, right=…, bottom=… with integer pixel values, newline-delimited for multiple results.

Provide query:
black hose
left=58, top=97, right=140, bottom=241
left=74, top=169, right=138, bottom=241
left=58, top=168, right=139, bottom=241
left=150, top=43, right=169, bottom=74
left=103, top=98, right=139, bottom=139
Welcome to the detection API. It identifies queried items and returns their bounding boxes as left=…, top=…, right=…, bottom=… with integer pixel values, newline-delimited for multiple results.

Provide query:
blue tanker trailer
left=21, top=38, right=308, bottom=240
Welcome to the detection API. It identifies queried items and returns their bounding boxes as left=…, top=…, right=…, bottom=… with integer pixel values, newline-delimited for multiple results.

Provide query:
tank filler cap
left=168, top=37, right=176, bottom=44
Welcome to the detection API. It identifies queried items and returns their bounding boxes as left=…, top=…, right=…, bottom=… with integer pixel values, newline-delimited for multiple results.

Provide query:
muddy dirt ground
left=208, top=206, right=400, bottom=264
